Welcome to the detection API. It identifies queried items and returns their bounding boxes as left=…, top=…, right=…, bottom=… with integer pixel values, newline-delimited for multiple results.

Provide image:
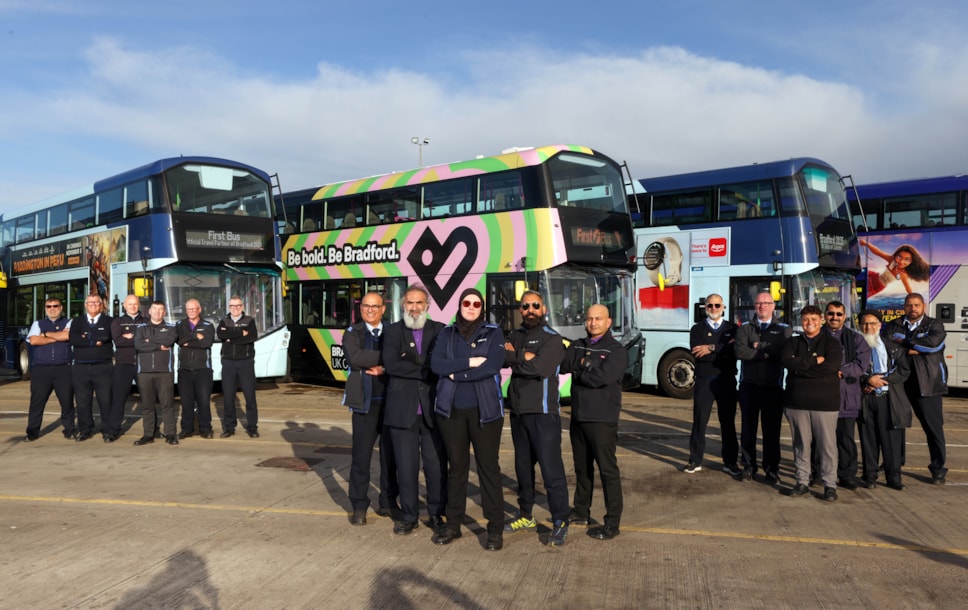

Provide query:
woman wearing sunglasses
left=430, top=287, right=507, bottom=550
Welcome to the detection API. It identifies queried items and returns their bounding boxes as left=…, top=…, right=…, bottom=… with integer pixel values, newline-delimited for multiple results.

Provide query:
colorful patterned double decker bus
left=278, top=144, right=642, bottom=394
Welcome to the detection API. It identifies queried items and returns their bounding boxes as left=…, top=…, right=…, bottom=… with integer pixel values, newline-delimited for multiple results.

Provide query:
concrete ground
left=0, top=379, right=966, bottom=609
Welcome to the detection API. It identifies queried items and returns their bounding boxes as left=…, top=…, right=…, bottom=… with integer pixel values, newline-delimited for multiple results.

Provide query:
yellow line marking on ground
left=2, top=494, right=966, bottom=556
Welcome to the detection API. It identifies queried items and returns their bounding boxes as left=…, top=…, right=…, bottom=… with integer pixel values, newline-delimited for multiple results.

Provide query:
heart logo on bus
left=408, top=226, right=479, bottom=306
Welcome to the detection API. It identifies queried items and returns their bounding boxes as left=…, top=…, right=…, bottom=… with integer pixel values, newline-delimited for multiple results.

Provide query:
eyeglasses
left=229, top=304, right=243, bottom=308
left=360, top=303, right=383, bottom=310
left=462, top=300, right=482, bottom=309
left=520, top=302, right=542, bottom=310
left=825, top=312, right=845, bottom=317
left=754, top=302, right=774, bottom=306
left=705, top=303, right=723, bottom=309
left=46, top=304, right=62, bottom=308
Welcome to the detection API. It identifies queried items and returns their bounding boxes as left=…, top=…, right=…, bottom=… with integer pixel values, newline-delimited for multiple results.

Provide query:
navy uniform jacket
left=888, top=315, right=947, bottom=396
left=342, top=321, right=386, bottom=413
left=560, top=330, right=627, bottom=424
left=382, top=319, right=444, bottom=429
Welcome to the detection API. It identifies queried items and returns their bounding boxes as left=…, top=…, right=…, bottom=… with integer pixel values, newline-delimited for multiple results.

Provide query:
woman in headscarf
left=430, top=287, right=506, bottom=550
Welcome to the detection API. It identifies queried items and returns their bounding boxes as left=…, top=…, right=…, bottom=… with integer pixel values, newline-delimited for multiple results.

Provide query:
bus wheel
left=18, top=342, right=31, bottom=381
left=657, top=349, right=694, bottom=400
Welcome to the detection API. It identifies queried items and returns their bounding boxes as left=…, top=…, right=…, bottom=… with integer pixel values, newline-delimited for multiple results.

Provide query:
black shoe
left=200, top=431, right=214, bottom=439
left=178, top=430, right=194, bottom=439
left=393, top=520, right=419, bottom=535
left=350, top=509, right=367, bottom=526
left=165, top=435, right=179, bottom=445
left=247, top=429, right=260, bottom=438
left=375, top=502, right=401, bottom=518
left=723, top=463, right=742, bottom=477
left=485, top=534, right=503, bottom=551
left=764, top=471, right=780, bottom=486
left=886, top=480, right=906, bottom=491
left=823, top=486, right=838, bottom=502
left=220, top=430, right=235, bottom=438
left=76, top=432, right=93, bottom=442
left=133, top=436, right=154, bottom=446
left=568, top=509, right=590, bottom=526
left=24, top=434, right=39, bottom=442
left=428, top=515, right=446, bottom=534
left=931, top=474, right=946, bottom=485
left=63, top=430, right=77, bottom=440
left=789, top=483, right=810, bottom=497
left=858, top=476, right=876, bottom=489
left=103, top=433, right=119, bottom=443
left=838, top=477, right=858, bottom=491
left=589, top=525, right=620, bottom=540
left=432, top=529, right=462, bottom=545
left=741, top=465, right=754, bottom=481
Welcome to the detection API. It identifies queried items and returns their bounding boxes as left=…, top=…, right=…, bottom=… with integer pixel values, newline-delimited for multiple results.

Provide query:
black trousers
left=221, top=358, right=257, bottom=432
left=348, top=401, right=399, bottom=511
left=910, top=391, right=947, bottom=477
left=72, top=361, right=113, bottom=435
left=108, top=363, right=137, bottom=436
left=179, top=368, right=214, bottom=434
left=689, top=376, right=738, bottom=466
left=811, top=417, right=858, bottom=481
left=26, top=364, right=74, bottom=437
left=437, top=407, right=504, bottom=535
left=388, top=415, right=447, bottom=522
left=570, top=420, right=622, bottom=528
left=858, top=393, right=903, bottom=485
left=510, top=412, right=570, bottom=523
left=738, top=382, right=784, bottom=474
left=138, top=372, right=176, bottom=437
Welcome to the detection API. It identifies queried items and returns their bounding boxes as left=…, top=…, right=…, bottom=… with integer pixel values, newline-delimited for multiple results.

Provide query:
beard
left=862, top=331, right=881, bottom=349
left=403, top=311, right=428, bottom=330
left=522, top=314, right=543, bottom=329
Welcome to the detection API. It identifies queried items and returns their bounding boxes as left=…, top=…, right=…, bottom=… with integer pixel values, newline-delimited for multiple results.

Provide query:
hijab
left=455, top=287, right=486, bottom=340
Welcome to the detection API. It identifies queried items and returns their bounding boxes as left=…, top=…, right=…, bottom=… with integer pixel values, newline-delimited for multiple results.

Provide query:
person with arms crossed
left=430, top=288, right=506, bottom=550
left=382, top=284, right=447, bottom=536
left=23, top=297, right=74, bottom=442
left=858, top=310, right=911, bottom=490
left=218, top=296, right=259, bottom=438
left=782, top=305, right=843, bottom=501
left=504, top=291, right=570, bottom=547
left=107, top=294, right=144, bottom=442
left=176, top=298, right=216, bottom=439
left=733, top=291, right=790, bottom=484
left=685, top=294, right=739, bottom=476
left=133, top=301, right=178, bottom=446
left=888, top=292, right=948, bottom=485
left=342, top=292, right=399, bottom=525
left=69, top=294, right=114, bottom=442
left=560, top=304, right=628, bottom=541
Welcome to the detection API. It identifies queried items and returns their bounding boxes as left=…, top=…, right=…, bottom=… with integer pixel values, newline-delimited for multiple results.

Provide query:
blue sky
left=2, top=0, right=967, bottom=215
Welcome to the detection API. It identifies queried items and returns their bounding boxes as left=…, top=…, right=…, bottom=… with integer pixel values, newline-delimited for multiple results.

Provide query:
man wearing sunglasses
left=811, top=301, right=870, bottom=491
left=504, top=291, right=570, bottom=547
left=685, top=294, right=739, bottom=476
left=23, top=297, right=74, bottom=442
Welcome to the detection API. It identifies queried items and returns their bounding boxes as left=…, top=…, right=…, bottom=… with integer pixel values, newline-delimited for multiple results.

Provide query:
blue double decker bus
left=630, top=157, right=860, bottom=398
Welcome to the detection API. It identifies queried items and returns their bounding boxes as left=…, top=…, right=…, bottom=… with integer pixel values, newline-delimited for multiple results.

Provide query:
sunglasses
left=825, top=312, right=845, bottom=317
left=46, top=304, right=62, bottom=308
left=462, top=300, right=482, bottom=309
left=705, top=303, right=723, bottom=309
left=520, top=302, right=542, bottom=311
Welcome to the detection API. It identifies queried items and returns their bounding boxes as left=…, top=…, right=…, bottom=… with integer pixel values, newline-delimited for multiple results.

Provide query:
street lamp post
left=411, top=137, right=430, bottom=167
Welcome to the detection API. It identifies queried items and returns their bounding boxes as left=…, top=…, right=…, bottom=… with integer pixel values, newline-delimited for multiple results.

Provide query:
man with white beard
left=858, top=310, right=912, bottom=490
left=382, top=284, right=447, bottom=536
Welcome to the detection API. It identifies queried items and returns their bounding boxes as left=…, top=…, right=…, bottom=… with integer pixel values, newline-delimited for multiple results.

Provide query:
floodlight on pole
left=411, top=137, right=430, bottom=167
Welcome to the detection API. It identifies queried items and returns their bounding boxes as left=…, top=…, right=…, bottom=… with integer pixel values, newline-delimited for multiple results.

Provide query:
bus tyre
left=657, top=349, right=694, bottom=400
left=18, top=342, right=31, bottom=381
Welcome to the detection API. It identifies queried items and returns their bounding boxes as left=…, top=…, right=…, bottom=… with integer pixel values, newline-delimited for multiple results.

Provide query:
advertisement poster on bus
left=861, top=231, right=964, bottom=323
left=636, top=227, right=730, bottom=329
left=11, top=227, right=127, bottom=299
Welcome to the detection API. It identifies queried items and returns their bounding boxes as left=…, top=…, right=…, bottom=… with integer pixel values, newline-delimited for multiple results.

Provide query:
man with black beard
left=382, top=284, right=446, bottom=535
left=858, top=310, right=911, bottom=490
left=504, top=291, right=569, bottom=547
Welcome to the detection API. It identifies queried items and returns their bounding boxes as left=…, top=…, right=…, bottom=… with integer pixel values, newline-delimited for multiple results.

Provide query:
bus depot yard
left=2, top=381, right=968, bottom=609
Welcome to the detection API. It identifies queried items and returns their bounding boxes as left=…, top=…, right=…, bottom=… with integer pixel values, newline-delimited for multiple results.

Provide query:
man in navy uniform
left=69, top=294, right=113, bottom=441
left=23, top=297, right=74, bottom=441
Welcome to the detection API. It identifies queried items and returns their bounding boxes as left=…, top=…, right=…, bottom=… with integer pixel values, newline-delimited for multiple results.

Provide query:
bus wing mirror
left=0, top=271, right=7, bottom=289
left=770, top=281, right=782, bottom=302
left=133, top=278, right=150, bottom=298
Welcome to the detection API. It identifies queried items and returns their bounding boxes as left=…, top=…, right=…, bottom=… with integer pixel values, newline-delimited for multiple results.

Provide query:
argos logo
left=708, top=237, right=727, bottom=257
